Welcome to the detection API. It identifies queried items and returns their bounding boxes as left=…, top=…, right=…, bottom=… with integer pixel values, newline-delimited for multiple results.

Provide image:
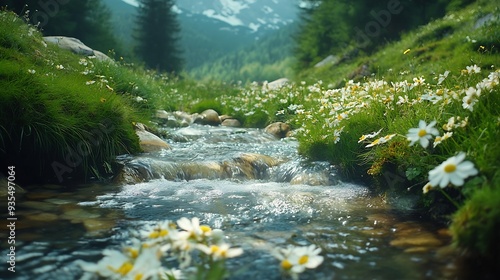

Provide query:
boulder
left=264, top=122, right=291, bottom=139
left=264, top=78, right=289, bottom=90
left=314, top=55, right=339, bottom=68
left=134, top=123, right=171, bottom=152
left=43, top=36, right=94, bottom=56
left=93, top=50, right=114, bottom=63
left=221, top=118, right=241, bottom=127
left=43, top=36, right=113, bottom=62
left=220, top=115, right=241, bottom=127
left=194, top=109, right=221, bottom=126
left=155, top=110, right=193, bottom=127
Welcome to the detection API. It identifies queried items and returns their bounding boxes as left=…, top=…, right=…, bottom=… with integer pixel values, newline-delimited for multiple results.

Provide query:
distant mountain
left=123, top=0, right=299, bottom=32
left=189, top=22, right=298, bottom=83
left=102, top=0, right=300, bottom=74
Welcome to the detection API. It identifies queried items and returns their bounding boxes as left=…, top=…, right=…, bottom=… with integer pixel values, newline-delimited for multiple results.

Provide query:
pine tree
left=134, top=0, right=183, bottom=73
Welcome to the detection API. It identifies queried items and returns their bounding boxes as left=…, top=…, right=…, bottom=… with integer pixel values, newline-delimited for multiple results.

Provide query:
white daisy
left=428, top=152, right=479, bottom=188
left=406, top=120, right=440, bottom=148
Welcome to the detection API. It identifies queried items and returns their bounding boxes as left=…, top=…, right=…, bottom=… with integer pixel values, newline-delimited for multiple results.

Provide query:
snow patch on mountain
left=203, top=9, right=244, bottom=27
left=121, top=0, right=299, bottom=32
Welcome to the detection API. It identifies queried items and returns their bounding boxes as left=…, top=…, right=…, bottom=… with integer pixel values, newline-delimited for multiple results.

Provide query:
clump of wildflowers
left=274, top=244, right=324, bottom=280
left=79, top=217, right=243, bottom=280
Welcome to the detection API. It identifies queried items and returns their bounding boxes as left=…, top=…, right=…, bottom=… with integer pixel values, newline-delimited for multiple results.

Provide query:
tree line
left=294, top=0, right=476, bottom=69
left=2, top=0, right=183, bottom=73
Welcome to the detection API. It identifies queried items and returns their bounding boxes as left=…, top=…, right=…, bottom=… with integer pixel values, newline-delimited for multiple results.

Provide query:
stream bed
left=1, top=125, right=458, bottom=279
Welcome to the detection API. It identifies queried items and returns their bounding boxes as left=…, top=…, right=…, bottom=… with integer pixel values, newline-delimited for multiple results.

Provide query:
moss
left=450, top=186, right=500, bottom=263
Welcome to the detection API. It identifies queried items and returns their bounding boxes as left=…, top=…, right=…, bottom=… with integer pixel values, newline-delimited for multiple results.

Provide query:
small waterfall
left=116, top=125, right=338, bottom=185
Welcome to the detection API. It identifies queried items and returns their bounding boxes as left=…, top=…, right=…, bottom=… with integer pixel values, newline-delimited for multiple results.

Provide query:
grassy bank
left=193, top=0, right=500, bottom=266
left=0, top=11, right=144, bottom=184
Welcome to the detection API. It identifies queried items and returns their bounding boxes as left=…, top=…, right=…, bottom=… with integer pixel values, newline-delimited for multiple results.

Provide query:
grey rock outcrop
left=43, top=36, right=113, bottom=63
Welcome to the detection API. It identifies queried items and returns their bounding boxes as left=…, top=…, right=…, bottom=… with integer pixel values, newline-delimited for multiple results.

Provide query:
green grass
left=0, top=11, right=141, bottom=184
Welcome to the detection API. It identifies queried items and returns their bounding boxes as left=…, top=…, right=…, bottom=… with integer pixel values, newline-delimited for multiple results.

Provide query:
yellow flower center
left=418, top=129, right=427, bottom=137
left=134, top=274, right=144, bottom=280
left=210, top=245, right=219, bottom=254
left=299, top=255, right=309, bottom=265
left=281, top=260, right=293, bottom=270
left=109, top=262, right=133, bottom=276
left=444, top=164, right=456, bottom=173
left=200, top=225, right=212, bottom=233
left=126, top=248, right=139, bottom=259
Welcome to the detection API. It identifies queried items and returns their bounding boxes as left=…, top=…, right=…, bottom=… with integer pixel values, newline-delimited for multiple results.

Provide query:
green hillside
left=189, top=23, right=298, bottom=83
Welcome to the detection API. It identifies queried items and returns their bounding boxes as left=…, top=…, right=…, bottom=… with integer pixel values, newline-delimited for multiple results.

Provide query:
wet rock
left=155, top=109, right=170, bottom=120
left=360, top=228, right=389, bottom=237
left=228, top=153, right=282, bottom=179
left=135, top=122, right=171, bottom=152
left=181, top=162, right=226, bottom=180
left=27, top=213, right=59, bottom=222
left=366, top=213, right=398, bottom=226
left=265, top=122, right=291, bottom=139
left=173, top=111, right=193, bottom=127
left=45, top=198, right=74, bottom=205
left=221, top=118, right=241, bottom=127
left=390, top=231, right=443, bottom=247
left=155, top=110, right=192, bottom=127
left=403, top=246, right=433, bottom=253
left=82, top=219, right=115, bottom=233
left=194, top=109, right=221, bottom=126
left=61, top=208, right=101, bottom=222
left=21, top=201, right=58, bottom=212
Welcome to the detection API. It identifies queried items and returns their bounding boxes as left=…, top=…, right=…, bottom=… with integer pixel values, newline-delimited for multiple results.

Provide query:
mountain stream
left=1, top=124, right=458, bottom=279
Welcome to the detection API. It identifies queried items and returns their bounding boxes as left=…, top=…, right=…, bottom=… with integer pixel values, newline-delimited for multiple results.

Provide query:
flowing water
left=1, top=125, right=458, bottom=279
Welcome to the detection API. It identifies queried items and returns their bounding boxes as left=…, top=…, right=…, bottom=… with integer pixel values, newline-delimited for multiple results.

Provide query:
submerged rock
left=116, top=152, right=284, bottom=183
left=390, top=221, right=444, bottom=251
